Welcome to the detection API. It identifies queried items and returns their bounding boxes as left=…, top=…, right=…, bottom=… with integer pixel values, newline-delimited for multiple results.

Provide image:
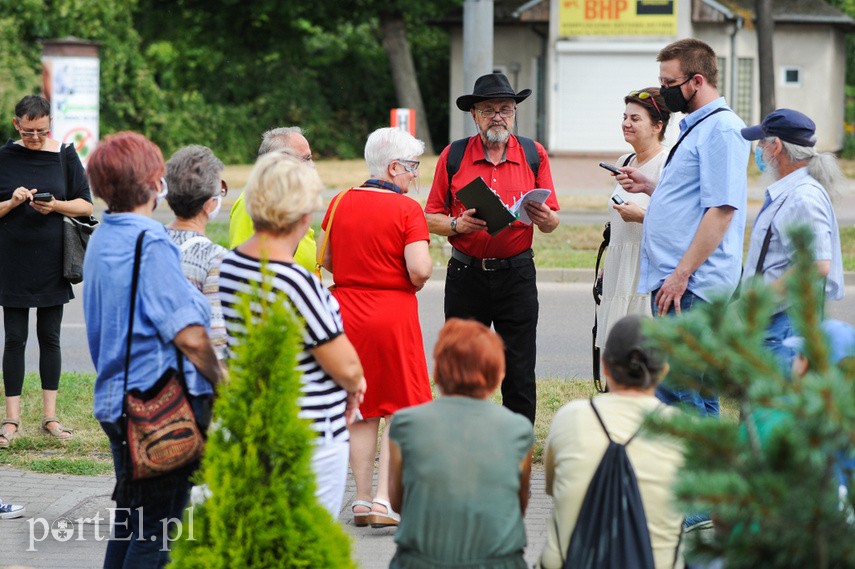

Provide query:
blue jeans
left=651, top=288, right=719, bottom=417
left=101, top=396, right=211, bottom=569
left=764, top=311, right=796, bottom=376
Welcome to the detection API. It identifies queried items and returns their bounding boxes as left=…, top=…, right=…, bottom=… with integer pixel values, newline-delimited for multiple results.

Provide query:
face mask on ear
left=660, top=77, right=694, bottom=113
left=754, top=146, right=767, bottom=173
left=154, top=177, right=168, bottom=210
left=208, top=195, right=222, bottom=221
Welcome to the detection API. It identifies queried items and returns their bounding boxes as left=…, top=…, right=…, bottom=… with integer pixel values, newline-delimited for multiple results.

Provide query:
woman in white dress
left=596, top=88, right=672, bottom=349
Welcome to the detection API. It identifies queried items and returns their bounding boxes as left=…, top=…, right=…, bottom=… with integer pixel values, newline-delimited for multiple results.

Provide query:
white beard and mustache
left=484, top=124, right=510, bottom=144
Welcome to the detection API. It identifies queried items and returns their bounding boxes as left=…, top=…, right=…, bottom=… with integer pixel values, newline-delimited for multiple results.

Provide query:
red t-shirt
left=425, top=134, right=559, bottom=258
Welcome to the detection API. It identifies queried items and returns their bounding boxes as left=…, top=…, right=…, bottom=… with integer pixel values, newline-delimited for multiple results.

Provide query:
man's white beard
left=485, top=126, right=510, bottom=144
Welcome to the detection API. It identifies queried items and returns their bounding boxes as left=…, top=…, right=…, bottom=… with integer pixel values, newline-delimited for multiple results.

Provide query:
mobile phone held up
left=598, top=162, right=622, bottom=176
left=611, top=194, right=625, bottom=205
left=33, top=192, right=53, bottom=202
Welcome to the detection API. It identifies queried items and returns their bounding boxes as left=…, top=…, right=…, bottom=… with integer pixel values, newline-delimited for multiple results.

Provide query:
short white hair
left=364, top=127, right=424, bottom=178
left=245, top=152, right=323, bottom=234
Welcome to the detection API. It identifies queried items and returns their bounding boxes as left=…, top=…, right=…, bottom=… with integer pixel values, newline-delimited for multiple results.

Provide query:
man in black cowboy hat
left=425, top=72, right=560, bottom=424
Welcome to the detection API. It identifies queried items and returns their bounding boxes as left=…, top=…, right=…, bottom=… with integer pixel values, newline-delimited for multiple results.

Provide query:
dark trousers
left=445, top=257, right=538, bottom=423
left=101, top=397, right=211, bottom=569
left=2, top=305, right=63, bottom=396
left=651, top=288, right=719, bottom=417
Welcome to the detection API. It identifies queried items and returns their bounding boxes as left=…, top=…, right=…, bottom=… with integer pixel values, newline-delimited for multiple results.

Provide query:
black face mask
left=660, top=77, right=695, bottom=113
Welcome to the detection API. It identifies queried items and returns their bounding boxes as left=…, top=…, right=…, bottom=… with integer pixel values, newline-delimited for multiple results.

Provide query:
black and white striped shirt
left=219, top=250, right=349, bottom=443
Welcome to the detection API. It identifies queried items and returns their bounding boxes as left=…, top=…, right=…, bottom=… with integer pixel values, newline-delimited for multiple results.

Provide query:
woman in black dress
left=0, top=95, right=93, bottom=448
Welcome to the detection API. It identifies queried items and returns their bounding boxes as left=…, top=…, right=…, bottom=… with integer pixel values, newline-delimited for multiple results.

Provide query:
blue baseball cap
left=741, top=108, right=817, bottom=147
left=783, top=320, right=855, bottom=365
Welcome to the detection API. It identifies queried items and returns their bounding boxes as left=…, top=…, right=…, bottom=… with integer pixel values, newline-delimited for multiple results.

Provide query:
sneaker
left=0, top=501, right=25, bottom=520
left=684, top=513, right=713, bottom=532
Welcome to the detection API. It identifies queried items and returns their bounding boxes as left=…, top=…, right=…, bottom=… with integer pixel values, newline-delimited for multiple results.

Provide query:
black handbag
left=58, top=144, right=98, bottom=284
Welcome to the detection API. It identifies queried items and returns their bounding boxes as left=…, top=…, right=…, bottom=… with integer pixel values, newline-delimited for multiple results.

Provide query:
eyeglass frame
left=473, top=107, right=516, bottom=120
left=14, top=117, right=51, bottom=138
left=658, top=74, right=694, bottom=89
left=396, top=159, right=420, bottom=173
left=627, top=90, right=664, bottom=122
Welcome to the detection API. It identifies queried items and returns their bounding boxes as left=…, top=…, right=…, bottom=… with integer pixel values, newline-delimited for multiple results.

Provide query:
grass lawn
left=1, top=372, right=738, bottom=475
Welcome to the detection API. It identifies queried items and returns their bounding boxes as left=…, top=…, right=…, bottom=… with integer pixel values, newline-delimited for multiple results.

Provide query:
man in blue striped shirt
left=741, top=108, right=844, bottom=371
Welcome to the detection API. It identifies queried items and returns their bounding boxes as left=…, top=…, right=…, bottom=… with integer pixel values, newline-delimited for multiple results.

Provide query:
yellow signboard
left=559, top=0, right=677, bottom=37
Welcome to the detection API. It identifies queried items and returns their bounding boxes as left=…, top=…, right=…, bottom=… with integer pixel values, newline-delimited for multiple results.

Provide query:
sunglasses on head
left=628, top=90, right=663, bottom=122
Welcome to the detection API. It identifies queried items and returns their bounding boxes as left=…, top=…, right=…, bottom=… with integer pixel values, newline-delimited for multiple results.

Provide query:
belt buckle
left=481, top=258, right=498, bottom=271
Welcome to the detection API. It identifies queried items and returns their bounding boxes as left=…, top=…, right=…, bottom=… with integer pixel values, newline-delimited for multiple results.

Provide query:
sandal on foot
left=351, top=500, right=372, bottom=527
left=368, top=498, right=400, bottom=528
left=0, top=418, right=20, bottom=450
left=41, top=416, right=73, bottom=440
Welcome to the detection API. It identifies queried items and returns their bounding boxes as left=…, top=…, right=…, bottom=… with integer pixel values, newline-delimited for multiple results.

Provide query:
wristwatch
left=450, top=217, right=459, bottom=234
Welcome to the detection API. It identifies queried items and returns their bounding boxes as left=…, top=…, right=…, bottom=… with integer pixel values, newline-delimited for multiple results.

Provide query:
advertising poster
left=41, top=55, right=99, bottom=165
left=559, top=0, right=677, bottom=37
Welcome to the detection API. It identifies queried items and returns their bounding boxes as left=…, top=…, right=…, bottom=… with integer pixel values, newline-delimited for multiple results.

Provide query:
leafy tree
left=169, top=281, right=355, bottom=568
left=644, top=226, right=855, bottom=568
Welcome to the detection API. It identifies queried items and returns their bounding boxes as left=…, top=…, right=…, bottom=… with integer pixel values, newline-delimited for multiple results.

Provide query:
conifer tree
left=644, top=226, right=855, bottom=568
left=170, top=282, right=355, bottom=568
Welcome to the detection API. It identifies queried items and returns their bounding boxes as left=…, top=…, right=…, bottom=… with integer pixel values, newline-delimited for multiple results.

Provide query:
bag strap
left=178, top=235, right=209, bottom=253
left=58, top=143, right=69, bottom=197
left=664, top=107, right=729, bottom=168
left=754, top=195, right=790, bottom=275
left=589, top=398, right=648, bottom=447
left=315, top=188, right=351, bottom=277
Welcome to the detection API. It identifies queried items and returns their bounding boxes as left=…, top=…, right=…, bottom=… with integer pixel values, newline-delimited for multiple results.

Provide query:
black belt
left=451, top=248, right=533, bottom=271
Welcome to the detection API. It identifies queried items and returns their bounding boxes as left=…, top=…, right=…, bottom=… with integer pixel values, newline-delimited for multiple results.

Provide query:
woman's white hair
left=364, top=127, right=425, bottom=178
left=245, top=152, right=323, bottom=234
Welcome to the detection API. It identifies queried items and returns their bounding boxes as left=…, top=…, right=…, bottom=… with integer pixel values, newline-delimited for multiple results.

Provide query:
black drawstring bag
left=555, top=399, right=656, bottom=569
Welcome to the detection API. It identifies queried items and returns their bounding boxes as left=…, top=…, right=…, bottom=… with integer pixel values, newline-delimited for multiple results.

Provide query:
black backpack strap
left=590, top=398, right=652, bottom=447
left=517, top=136, right=541, bottom=179
left=444, top=138, right=470, bottom=212
left=622, top=153, right=636, bottom=167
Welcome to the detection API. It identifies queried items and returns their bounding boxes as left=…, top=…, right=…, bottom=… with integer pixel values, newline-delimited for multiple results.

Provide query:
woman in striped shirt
left=219, top=152, right=366, bottom=516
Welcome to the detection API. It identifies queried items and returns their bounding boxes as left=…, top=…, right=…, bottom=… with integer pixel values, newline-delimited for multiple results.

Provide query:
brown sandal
left=0, top=418, right=20, bottom=449
left=41, top=416, right=73, bottom=440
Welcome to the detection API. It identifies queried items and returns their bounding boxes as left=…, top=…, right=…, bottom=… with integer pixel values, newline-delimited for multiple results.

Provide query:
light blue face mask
left=754, top=145, right=767, bottom=173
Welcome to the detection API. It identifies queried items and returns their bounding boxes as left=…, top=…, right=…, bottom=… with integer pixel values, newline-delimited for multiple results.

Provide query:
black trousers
left=2, top=305, right=64, bottom=396
left=444, top=257, right=538, bottom=423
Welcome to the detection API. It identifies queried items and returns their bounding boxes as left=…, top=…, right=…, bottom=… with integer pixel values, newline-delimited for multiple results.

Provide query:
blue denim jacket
left=84, top=213, right=214, bottom=423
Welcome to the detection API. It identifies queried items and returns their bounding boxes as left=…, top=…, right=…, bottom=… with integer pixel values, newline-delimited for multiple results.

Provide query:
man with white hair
left=741, top=108, right=844, bottom=369
left=228, top=126, right=317, bottom=272
left=425, top=72, right=560, bottom=424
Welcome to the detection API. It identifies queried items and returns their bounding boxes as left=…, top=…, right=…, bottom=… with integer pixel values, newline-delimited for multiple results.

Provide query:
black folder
left=455, top=176, right=515, bottom=236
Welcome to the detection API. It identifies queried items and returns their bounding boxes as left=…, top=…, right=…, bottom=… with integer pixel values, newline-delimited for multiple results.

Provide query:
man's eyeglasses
left=396, top=159, right=420, bottom=173
left=658, top=75, right=693, bottom=89
left=627, top=90, right=663, bottom=121
left=473, top=108, right=516, bottom=120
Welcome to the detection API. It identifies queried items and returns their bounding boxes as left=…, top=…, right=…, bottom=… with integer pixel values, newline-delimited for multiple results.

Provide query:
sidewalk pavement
left=0, top=465, right=551, bottom=569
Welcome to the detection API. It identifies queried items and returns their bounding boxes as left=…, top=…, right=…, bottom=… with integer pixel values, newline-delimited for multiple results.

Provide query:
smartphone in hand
left=33, top=193, right=53, bottom=202
left=611, top=194, right=625, bottom=205
left=598, top=162, right=622, bottom=175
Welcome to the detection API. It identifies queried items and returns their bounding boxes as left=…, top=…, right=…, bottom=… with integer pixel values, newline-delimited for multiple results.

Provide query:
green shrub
left=169, top=281, right=354, bottom=568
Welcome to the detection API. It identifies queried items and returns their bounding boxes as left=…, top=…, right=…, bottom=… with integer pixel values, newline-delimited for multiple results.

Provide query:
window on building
left=717, top=57, right=727, bottom=103
left=782, top=66, right=801, bottom=86
left=735, top=57, right=754, bottom=124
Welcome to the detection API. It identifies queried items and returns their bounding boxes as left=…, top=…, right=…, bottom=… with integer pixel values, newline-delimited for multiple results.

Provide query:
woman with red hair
left=387, top=318, right=534, bottom=569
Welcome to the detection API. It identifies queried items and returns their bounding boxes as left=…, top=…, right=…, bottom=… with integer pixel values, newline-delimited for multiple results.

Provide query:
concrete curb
left=429, top=266, right=855, bottom=286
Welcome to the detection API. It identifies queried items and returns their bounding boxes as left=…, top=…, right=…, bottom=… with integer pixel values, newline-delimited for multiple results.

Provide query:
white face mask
left=208, top=195, right=222, bottom=221
left=154, top=177, right=168, bottom=210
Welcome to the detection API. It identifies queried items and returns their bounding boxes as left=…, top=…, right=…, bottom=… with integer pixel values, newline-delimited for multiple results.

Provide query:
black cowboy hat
left=455, top=72, right=532, bottom=112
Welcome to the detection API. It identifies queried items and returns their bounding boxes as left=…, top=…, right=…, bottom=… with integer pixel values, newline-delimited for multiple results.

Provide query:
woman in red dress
left=320, top=127, right=433, bottom=528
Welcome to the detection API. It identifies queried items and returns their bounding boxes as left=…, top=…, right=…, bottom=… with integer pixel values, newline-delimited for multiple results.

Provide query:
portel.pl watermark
left=26, top=507, right=195, bottom=552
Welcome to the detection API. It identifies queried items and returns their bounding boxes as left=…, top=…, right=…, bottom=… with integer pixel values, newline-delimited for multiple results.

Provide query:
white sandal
left=368, top=498, right=400, bottom=528
left=351, top=499, right=372, bottom=527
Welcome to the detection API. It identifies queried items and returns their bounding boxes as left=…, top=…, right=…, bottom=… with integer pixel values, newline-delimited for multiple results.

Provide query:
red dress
left=322, top=188, right=432, bottom=418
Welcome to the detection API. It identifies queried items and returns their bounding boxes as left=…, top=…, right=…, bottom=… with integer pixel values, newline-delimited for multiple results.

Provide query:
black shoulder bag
left=58, top=144, right=99, bottom=284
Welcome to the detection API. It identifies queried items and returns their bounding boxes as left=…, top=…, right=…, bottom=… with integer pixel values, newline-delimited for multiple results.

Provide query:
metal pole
left=462, top=0, right=494, bottom=137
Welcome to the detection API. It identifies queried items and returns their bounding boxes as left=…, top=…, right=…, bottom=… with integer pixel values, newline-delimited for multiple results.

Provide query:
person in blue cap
left=740, top=109, right=845, bottom=372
